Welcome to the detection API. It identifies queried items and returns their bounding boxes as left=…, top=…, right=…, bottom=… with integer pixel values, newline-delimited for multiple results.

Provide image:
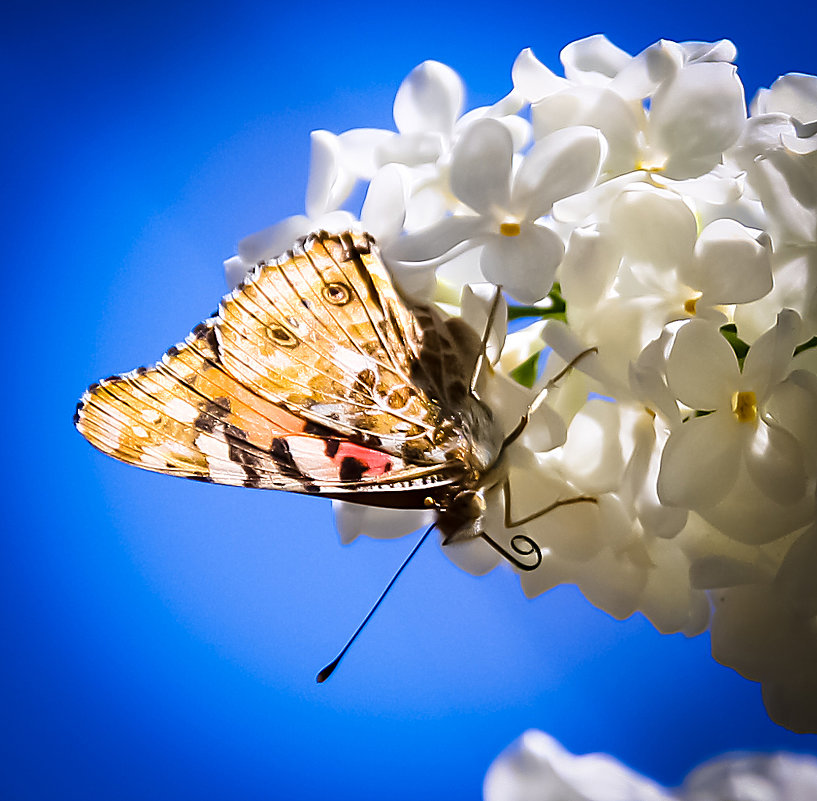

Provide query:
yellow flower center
left=684, top=292, right=702, bottom=316
left=500, top=221, right=521, bottom=237
left=732, top=390, right=757, bottom=423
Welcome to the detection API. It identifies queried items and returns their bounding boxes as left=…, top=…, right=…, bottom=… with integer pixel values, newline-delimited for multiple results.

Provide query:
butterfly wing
left=76, top=230, right=479, bottom=499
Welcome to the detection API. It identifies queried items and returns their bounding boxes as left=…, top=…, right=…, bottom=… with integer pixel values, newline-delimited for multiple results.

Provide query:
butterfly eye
left=267, top=325, right=299, bottom=348
left=322, top=282, right=352, bottom=305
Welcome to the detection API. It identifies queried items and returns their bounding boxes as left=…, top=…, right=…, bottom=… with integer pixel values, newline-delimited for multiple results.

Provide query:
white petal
left=237, top=214, right=313, bottom=264
left=752, top=73, right=817, bottom=122
left=775, top=524, right=817, bottom=616
left=337, top=128, right=396, bottom=179
left=512, top=126, right=606, bottom=219
left=680, top=39, right=737, bottom=65
left=745, top=421, right=807, bottom=505
left=460, top=282, right=507, bottom=363
left=561, top=399, right=625, bottom=493
left=332, top=501, right=434, bottom=544
left=685, top=218, right=773, bottom=304
left=742, top=309, right=800, bottom=400
left=657, top=412, right=742, bottom=509
left=685, top=751, right=817, bottom=796
left=511, top=47, right=568, bottom=103
left=559, top=225, right=622, bottom=310
left=386, top=215, right=487, bottom=263
left=393, top=60, right=463, bottom=135
left=666, top=319, right=739, bottom=409
left=699, top=460, right=815, bottom=544
left=305, top=130, right=355, bottom=218
left=653, top=164, right=745, bottom=205
left=649, top=62, right=747, bottom=178
left=539, top=319, right=610, bottom=387
left=479, top=225, right=563, bottom=303
left=442, top=536, right=501, bottom=575
left=748, top=151, right=817, bottom=246
left=531, top=87, right=640, bottom=178
left=223, top=255, right=251, bottom=290
left=689, top=554, right=773, bottom=589
left=608, top=39, right=682, bottom=101
left=766, top=369, right=817, bottom=476
left=520, top=401, right=567, bottom=453
left=610, top=184, right=697, bottom=272
left=560, top=35, right=632, bottom=86
left=450, top=118, right=513, bottom=215
left=552, top=172, right=643, bottom=224
left=360, top=163, right=408, bottom=243
left=377, top=131, right=444, bottom=167
left=485, top=730, right=675, bottom=801
left=637, top=538, right=702, bottom=634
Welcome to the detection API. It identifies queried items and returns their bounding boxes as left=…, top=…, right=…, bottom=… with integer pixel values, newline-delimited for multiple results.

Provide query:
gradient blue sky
left=5, top=1, right=817, bottom=799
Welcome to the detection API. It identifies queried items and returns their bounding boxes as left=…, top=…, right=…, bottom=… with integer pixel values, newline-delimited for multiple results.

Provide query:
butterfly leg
left=500, top=346, right=599, bottom=451
left=478, top=480, right=597, bottom=571
left=468, top=285, right=504, bottom=402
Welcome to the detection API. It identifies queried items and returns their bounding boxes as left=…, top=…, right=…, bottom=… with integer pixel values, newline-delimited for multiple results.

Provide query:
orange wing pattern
left=76, top=231, right=479, bottom=497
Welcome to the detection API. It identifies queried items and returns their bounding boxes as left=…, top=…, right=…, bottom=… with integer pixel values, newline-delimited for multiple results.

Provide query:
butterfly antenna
left=316, top=522, right=437, bottom=683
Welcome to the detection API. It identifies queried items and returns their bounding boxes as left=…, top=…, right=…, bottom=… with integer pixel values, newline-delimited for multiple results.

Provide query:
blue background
left=5, top=1, right=817, bottom=798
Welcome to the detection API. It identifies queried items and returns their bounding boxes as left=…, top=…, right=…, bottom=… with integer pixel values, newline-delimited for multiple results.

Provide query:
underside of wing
left=76, top=317, right=465, bottom=497
left=217, top=230, right=483, bottom=464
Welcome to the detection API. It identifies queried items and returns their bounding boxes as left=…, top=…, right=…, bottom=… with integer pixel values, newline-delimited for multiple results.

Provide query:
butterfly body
left=76, top=230, right=506, bottom=544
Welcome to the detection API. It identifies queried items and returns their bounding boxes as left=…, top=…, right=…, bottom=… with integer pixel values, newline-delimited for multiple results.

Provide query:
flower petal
left=392, top=60, right=463, bottom=135
left=559, top=225, right=622, bottom=310
left=386, top=215, right=487, bottom=263
left=666, top=319, right=739, bottom=410
left=460, top=282, right=508, bottom=363
left=305, top=130, right=355, bottom=218
left=752, top=73, right=817, bottom=122
left=337, top=128, right=396, bottom=179
left=657, top=411, right=741, bottom=509
left=512, top=126, right=606, bottom=219
left=360, top=163, right=408, bottom=243
left=332, top=501, right=434, bottom=544
left=608, top=39, right=681, bottom=101
left=236, top=214, right=313, bottom=265
left=744, top=421, right=806, bottom=505
left=450, top=118, right=513, bottom=215
left=561, top=399, right=625, bottom=494
left=685, top=218, right=773, bottom=305
left=531, top=87, right=639, bottom=178
left=479, top=224, right=564, bottom=303
left=742, top=309, right=800, bottom=400
left=511, top=47, right=568, bottom=103
left=610, top=185, right=697, bottom=273
left=560, top=35, right=632, bottom=86
left=649, top=62, right=747, bottom=178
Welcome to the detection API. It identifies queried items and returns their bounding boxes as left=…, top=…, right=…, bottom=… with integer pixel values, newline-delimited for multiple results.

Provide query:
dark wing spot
left=271, top=437, right=301, bottom=476
left=339, top=456, right=367, bottom=482
left=325, top=439, right=340, bottom=458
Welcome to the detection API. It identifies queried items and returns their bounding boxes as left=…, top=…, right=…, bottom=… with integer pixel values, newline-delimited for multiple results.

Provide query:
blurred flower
left=484, top=729, right=817, bottom=801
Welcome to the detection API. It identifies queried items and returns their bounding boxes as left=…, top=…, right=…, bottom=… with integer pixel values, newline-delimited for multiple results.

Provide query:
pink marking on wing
left=335, top=442, right=393, bottom=476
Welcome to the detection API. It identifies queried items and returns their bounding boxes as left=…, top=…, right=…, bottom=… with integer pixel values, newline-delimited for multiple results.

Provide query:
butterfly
left=75, top=230, right=577, bottom=572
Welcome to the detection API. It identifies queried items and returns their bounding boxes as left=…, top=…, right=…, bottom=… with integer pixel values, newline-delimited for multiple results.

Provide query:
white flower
left=388, top=117, right=605, bottom=302
left=484, top=729, right=817, bottom=801
left=559, top=185, right=773, bottom=380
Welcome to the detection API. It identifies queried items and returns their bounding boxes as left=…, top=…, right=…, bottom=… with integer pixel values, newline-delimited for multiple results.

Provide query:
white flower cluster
left=484, top=729, right=817, bottom=801
left=225, top=37, right=817, bottom=732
